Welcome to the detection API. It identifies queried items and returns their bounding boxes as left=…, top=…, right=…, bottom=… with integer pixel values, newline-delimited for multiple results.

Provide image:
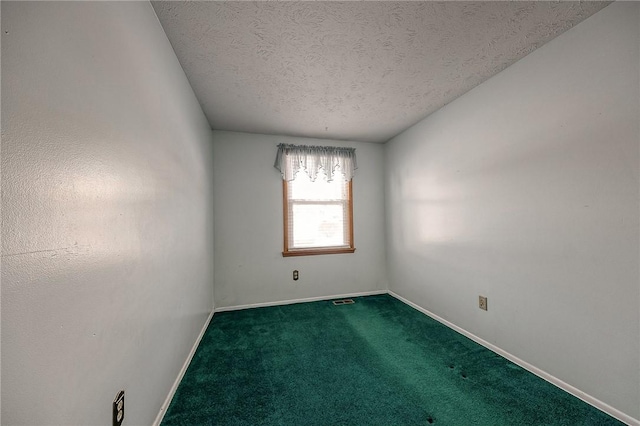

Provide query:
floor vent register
left=332, top=299, right=355, bottom=306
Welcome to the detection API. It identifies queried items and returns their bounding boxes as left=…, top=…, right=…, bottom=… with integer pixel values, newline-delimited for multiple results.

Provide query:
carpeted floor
left=161, top=294, right=622, bottom=425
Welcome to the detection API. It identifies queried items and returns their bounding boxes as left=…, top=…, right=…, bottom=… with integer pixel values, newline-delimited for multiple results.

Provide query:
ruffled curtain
left=274, top=144, right=357, bottom=182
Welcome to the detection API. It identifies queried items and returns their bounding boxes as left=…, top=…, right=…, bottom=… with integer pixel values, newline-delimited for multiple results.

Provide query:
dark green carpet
left=162, top=294, right=622, bottom=425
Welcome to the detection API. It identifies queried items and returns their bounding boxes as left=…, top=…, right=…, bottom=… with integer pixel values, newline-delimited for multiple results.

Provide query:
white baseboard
left=214, top=289, right=388, bottom=312
left=152, top=309, right=215, bottom=426
left=388, top=290, right=639, bottom=426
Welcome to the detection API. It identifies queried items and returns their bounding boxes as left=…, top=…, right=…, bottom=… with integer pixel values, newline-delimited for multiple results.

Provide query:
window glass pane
left=291, top=203, right=345, bottom=248
left=290, top=167, right=345, bottom=201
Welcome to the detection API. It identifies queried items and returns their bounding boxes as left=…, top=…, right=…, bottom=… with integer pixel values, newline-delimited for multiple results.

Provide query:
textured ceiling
left=152, top=1, right=609, bottom=143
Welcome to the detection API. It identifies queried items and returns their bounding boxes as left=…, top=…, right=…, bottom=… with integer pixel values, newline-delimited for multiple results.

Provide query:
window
left=283, top=168, right=354, bottom=256
left=274, top=144, right=356, bottom=257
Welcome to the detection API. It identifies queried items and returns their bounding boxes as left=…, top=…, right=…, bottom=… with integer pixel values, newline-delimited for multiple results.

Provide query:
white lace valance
left=274, top=143, right=357, bottom=182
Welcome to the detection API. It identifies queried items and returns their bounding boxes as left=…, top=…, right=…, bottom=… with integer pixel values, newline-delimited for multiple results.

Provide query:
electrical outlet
left=113, top=390, right=124, bottom=426
left=293, top=270, right=299, bottom=281
left=479, top=296, right=488, bottom=311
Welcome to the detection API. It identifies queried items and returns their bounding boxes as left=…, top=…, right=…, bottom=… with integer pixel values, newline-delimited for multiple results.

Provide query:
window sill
left=282, top=247, right=356, bottom=257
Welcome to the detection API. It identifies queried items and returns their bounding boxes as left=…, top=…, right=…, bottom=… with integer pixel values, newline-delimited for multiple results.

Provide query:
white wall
left=212, top=131, right=386, bottom=308
left=385, top=2, right=639, bottom=421
left=1, top=2, right=214, bottom=425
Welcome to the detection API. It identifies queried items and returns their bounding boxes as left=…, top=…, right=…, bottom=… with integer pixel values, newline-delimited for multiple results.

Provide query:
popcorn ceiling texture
left=153, top=1, right=610, bottom=143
